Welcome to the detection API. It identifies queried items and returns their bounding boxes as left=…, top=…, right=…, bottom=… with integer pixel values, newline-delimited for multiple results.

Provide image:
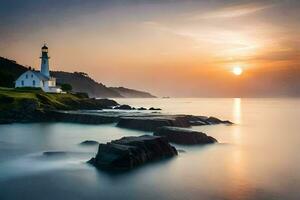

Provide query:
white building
left=15, top=45, right=62, bottom=93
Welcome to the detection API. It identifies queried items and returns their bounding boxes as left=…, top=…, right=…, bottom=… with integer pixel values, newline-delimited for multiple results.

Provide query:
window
left=33, top=80, right=35, bottom=86
left=26, top=74, right=28, bottom=79
left=31, top=74, right=33, bottom=78
left=21, top=81, right=24, bottom=86
left=43, top=60, right=46, bottom=64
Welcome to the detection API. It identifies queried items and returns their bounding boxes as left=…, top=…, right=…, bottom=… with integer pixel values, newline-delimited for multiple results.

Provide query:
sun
left=232, top=66, right=243, bottom=76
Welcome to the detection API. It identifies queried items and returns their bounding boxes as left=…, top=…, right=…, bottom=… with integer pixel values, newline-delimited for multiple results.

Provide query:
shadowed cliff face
left=52, top=71, right=122, bottom=98
left=110, top=87, right=156, bottom=98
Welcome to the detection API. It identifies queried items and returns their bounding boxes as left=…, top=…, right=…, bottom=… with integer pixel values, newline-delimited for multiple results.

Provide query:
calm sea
left=0, top=98, right=299, bottom=200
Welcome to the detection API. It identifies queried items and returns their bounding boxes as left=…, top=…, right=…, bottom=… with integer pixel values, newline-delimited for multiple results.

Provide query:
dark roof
left=42, top=44, right=48, bottom=50
left=32, top=71, right=50, bottom=80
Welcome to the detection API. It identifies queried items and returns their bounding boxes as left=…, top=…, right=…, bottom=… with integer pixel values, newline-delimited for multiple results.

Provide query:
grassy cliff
left=0, top=87, right=118, bottom=112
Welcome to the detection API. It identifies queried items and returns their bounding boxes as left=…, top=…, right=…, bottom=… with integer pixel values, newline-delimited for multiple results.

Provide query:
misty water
left=0, top=98, right=300, bottom=200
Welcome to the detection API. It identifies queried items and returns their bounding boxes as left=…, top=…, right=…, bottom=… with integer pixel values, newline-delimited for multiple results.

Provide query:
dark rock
left=222, top=120, right=234, bottom=125
left=45, top=111, right=118, bottom=124
left=114, top=105, right=133, bottom=110
left=19, top=98, right=39, bottom=112
left=189, top=120, right=208, bottom=126
left=117, top=114, right=232, bottom=131
left=43, top=151, right=68, bottom=157
left=69, top=98, right=119, bottom=110
left=151, top=111, right=161, bottom=114
left=0, top=98, right=41, bottom=123
left=42, top=151, right=91, bottom=158
left=88, top=135, right=177, bottom=170
left=117, top=117, right=178, bottom=131
left=206, top=117, right=223, bottom=124
left=206, top=117, right=233, bottom=125
left=0, top=94, right=14, bottom=104
left=83, top=98, right=119, bottom=109
left=137, top=107, right=147, bottom=110
left=186, top=116, right=210, bottom=125
left=149, top=107, right=162, bottom=111
left=80, top=140, right=99, bottom=145
left=116, top=115, right=193, bottom=131
left=154, top=126, right=218, bottom=145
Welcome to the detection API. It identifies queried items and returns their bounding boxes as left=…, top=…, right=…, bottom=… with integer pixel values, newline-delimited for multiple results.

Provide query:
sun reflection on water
left=224, top=98, right=254, bottom=200
left=232, top=98, right=242, bottom=145
left=233, top=98, right=242, bottom=124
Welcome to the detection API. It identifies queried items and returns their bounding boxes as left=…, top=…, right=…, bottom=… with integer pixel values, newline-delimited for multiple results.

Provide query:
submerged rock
left=80, top=140, right=99, bottom=146
left=88, top=135, right=177, bottom=170
left=149, top=107, right=162, bottom=111
left=42, top=151, right=91, bottom=159
left=154, top=126, right=218, bottom=145
left=206, top=117, right=233, bottom=125
left=43, top=151, right=68, bottom=157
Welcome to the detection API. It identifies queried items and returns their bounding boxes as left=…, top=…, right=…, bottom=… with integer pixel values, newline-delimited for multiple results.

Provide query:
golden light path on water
left=233, top=98, right=242, bottom=144
left=233, top=98, right=242, bottom=124
left=226, top=98, right=253, bottom=200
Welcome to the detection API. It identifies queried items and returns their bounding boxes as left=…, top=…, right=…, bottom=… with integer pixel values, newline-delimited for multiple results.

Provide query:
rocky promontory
left=0, top=87, right=119, bottom=123
left=88, top=135, right=177, bottom=170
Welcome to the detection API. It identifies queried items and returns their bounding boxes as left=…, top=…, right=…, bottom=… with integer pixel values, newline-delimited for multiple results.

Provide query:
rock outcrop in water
left=117, top=117, right=179, bottom=131
left=88, top=135, right=177, bottom=170
left=149, top=107, right=162, bottom=111
left=80, top=140, right=99, bottom=146
left=113, top=104, right=133, bottom=110
left=206, top=117, right=233, bottom=125
left=43, top=151, right=68, bottom=157
left=116, top=115, right=231, bottom=131
left=154, top=126, right=218, bottom=145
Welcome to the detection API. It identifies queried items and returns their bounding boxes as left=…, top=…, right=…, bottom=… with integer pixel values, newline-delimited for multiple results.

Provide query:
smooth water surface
left=0, top=98, right=300, bottom=200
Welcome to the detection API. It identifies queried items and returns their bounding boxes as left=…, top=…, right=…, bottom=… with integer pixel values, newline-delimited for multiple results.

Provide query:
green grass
left=0, top=87, right=83, bottom=111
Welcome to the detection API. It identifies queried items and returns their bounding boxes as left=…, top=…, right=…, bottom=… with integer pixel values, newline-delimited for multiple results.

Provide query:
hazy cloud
left=191, top=2, right=275, bottom=19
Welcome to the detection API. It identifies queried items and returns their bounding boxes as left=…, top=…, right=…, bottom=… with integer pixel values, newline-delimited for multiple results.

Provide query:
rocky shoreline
left=0, top=99, right=232, bottom=129
left=1, top=95, right=233, bottom=171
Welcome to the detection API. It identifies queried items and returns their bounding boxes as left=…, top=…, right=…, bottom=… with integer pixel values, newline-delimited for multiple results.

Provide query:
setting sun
left=232, top=67, right=243, bottom=76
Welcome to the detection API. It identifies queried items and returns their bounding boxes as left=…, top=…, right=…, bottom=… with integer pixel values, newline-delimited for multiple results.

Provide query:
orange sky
left=1, top=0, right=300, bottom=97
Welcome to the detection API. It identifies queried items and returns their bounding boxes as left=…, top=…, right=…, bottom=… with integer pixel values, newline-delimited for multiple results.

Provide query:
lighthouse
left=40, top=44, right=50, bottom=78
left=15, top=44, right=62, bottom=93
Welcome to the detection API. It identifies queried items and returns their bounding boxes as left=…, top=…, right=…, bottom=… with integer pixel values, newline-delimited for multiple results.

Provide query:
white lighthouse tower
left=40, top=44, right=50, bottom=78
